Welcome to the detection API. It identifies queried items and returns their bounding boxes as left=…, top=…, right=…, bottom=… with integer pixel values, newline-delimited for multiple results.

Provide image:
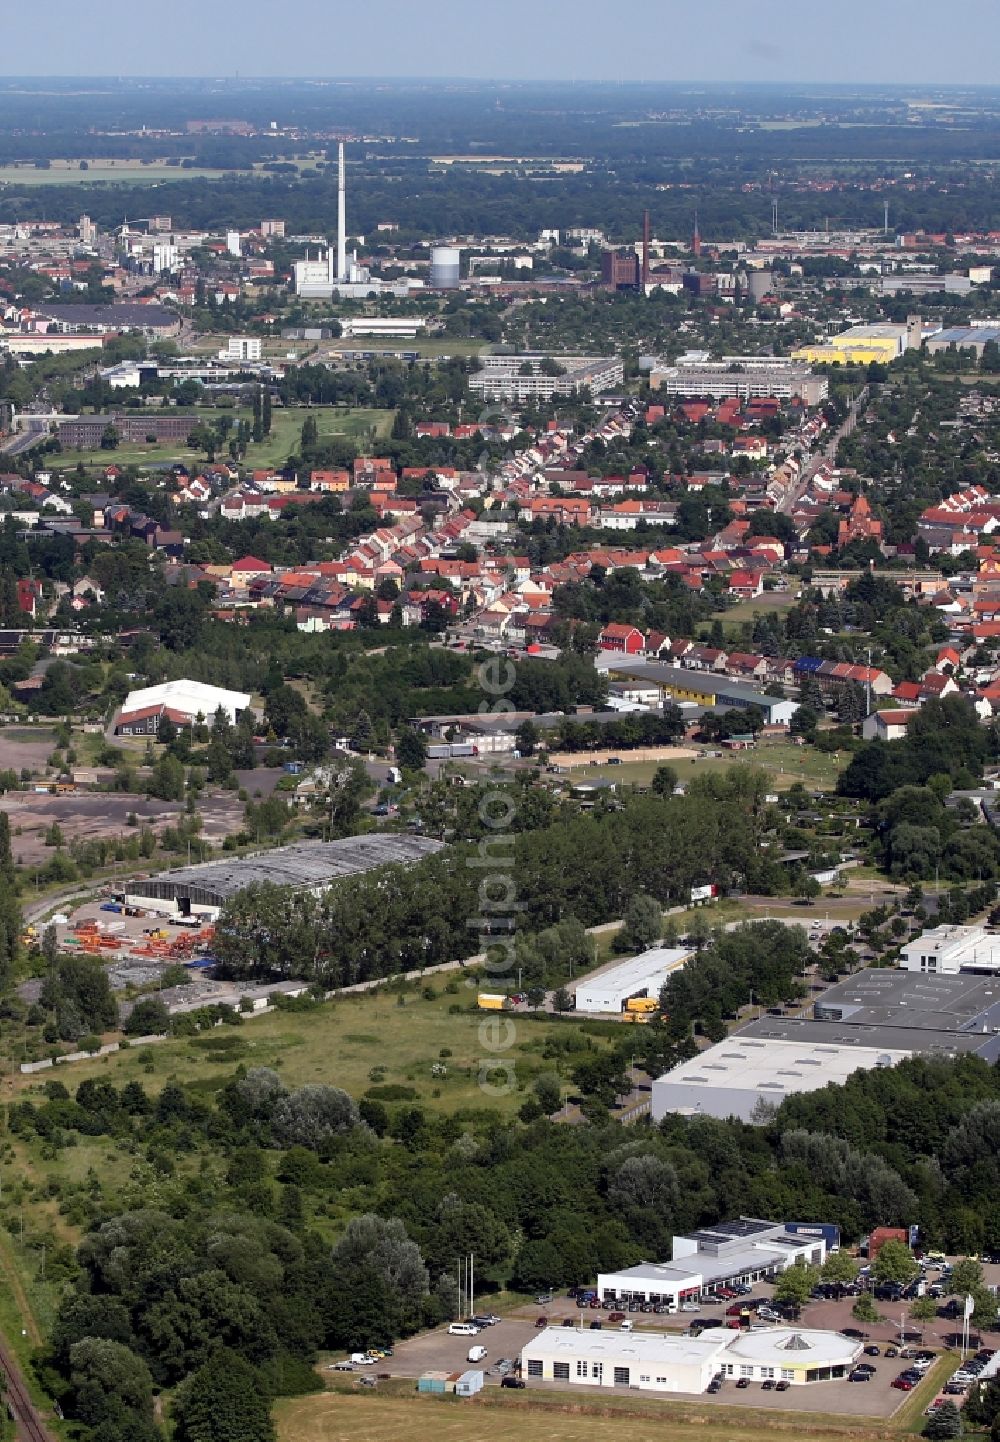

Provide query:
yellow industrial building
left=792, top=322, right=910, bottom=367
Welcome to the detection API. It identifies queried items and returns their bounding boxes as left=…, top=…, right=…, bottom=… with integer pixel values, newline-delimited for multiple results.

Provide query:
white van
left=448, top=1322, right=479, bottom=1336
left=468, top=1344, right=488, bottom=1363
left=620, top=1319, right=634, bottom=1332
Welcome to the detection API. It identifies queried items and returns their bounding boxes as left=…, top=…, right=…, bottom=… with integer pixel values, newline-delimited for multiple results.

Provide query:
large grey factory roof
left=129, top=835, right=444, bottom=906
left=738, top=968, right=1000, bottom=1061
left=33, top=302, right=178, bottom=330
left=932, top=326, right=1000, bottom=346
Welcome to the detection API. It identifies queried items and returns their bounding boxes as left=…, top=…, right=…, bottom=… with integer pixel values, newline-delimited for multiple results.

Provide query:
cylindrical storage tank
left=430, top=246, right=461, bottom=288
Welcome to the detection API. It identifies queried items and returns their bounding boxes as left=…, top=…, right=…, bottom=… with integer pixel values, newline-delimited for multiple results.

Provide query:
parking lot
left=338, top=1284, right=962, bottom=1417
left=343, top=1315, right=543, bottom=1382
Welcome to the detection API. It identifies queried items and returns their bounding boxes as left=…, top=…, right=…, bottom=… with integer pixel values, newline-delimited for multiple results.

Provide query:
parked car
left=468, top=1345, right=488, bottom=1364
left=589, top=1321, right=602, bottom=1330
left=681, top=1302, right=701, bottom=1312
left=849, top=1370, right=873, bottom=1382
left=562, top=1318, right=575, bottom=1328
left=535, top=1293, right=552, bottom=1305
left=534, top=1317, right=548, bottom=1329
left=501, top=1376, right=525, bottom=1389
left=761, top=1379, right=775, bottom=1390
left=865, top=1345, right=881, bottom=1356
left=608, top=1311, right=626, bottom=1323
left=736, top=1377, right=750, bottom=1389
left=707, top=1379, right=722, bottom=1394
left=775, top=1380, right=790, bottom=1392
left=891, top=1378, right=914, bottom=1391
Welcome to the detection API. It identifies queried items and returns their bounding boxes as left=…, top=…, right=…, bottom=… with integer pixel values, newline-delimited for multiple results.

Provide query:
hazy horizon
left=6, top=0, right=1000, bottom=88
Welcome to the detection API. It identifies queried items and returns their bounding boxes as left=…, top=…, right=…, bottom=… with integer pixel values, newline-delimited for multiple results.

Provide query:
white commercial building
left=574, top=947, right=692, bottom=1014
left=521, top=1326, right=729, bottom=1395
left=338, top=316, right=427, bottom=339
left=521, top=1324, right=860, bottom=1394
left=115, top=679, right=252, bottom=733
left=721, top=1328, right=862, bottom=1385
left=899, top=924, right=1000, bottom=975
left=651, top=1035, right=911, bottom=1123
left=597, top=1218, right=827, bottom=1308
left=223, top=336, right=262, bottom=362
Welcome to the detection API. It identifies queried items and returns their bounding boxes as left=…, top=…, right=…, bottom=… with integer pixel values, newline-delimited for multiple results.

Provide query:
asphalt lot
left=343, top=1315, right=542, bottom=1382
left=335, top=1286, right=964, bottom=1417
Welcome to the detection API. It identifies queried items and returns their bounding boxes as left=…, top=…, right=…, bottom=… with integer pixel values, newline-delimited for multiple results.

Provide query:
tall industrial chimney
left=641, top=209, right=650, bottom=289
left=337, top=141, right=347, bottom=284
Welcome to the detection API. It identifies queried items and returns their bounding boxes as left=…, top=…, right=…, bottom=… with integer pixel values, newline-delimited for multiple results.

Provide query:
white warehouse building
left=651, top=1034, right=912, bottom=1123
left=574, top=947, right=692, bottom=1014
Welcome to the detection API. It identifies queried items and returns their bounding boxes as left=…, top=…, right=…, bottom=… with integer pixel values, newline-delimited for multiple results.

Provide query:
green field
left=49, top=405, right=394, bottom=473
left=0, top=162, right=250, bottom=187
left=275, top=1386, right=907, bottom=1442
left=574, top=742, right=845, bottom=793
left=14, top=983, right=576, bottom=1117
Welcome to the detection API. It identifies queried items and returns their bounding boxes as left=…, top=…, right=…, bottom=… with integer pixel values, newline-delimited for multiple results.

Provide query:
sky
left=4, top=0, right=1000, bottom=86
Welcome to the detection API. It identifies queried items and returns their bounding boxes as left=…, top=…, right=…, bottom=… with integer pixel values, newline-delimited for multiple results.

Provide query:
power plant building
left=291, top=142, right=419, bottom=301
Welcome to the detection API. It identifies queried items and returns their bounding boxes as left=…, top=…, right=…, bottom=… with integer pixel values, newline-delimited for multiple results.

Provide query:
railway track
left=0, top=1339, right=51, bottom=1442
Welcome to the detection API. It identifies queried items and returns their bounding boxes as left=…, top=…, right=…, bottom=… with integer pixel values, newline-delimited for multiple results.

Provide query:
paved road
left=0, top=422, right=49, bottom=456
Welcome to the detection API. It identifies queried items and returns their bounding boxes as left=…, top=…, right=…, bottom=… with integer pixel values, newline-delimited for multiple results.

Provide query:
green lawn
left=49, top=405, right=394, bottom=474
left=14, top=984, right=579, bottom=1118
left=702, top=592, right=801, bottom=637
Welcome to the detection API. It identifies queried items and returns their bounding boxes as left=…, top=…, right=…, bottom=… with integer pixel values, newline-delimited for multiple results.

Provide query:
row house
left=793, top=656, right=894, bottom=698
left=525, top=496, right=592, bottom=525
left=309, top=469, right=351, bottom=492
